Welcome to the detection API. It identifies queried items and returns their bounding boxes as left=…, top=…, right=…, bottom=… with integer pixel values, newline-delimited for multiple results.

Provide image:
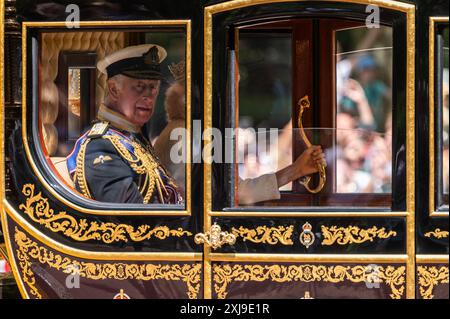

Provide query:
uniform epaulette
left=87, top=121, right=110, bottom=138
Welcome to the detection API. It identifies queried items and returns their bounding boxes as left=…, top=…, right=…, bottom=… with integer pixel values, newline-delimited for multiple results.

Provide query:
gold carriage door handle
left=297, top=95, right=326, bottom=194
left=194, top=223, right=236, bottom=250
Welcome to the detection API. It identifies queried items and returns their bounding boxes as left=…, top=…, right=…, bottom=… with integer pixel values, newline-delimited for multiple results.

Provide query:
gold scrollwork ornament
left=14, top=228, right=202, bottom=299
left=213, top=264, right=405, bottom=299
left=299, top=222, right=315, bottom=249
left=424, top=229, right=449, bottom=239
left=417, top=266, right=449, bottom=299
left=18, top=184, right=191, bottom=244
left=231, top=225, right=294, bottom=245
left=321, top=225, right=397, bottom=246
left=194, top=223, right=236, bottom=250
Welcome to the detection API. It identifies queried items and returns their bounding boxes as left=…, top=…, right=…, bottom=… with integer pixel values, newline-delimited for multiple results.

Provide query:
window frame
left=22, top=20, right=192, bottom=216
left=429, top=16, right=449, bottom=217
left=54, top=51, right=97, bottom=157
left=204, top=0, right=415, bottom=217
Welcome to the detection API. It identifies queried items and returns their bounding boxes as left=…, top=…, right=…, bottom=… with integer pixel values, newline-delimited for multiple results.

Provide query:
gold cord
left=102, top=134, right=162, bottom=204
left=75, top=138, right=93, bottom=199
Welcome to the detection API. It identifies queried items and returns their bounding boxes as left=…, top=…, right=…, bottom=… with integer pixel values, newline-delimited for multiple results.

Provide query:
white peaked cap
left=97, top=44, right=168, bottom=75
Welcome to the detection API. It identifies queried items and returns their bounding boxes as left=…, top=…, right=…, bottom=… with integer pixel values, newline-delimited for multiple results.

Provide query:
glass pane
left=39, top=30, right=187, bottom=206
left=443, top=26, right=449, bottom=195
left=234, top=127, right=391, bottom=206
left=145, top=32, right=186, bottom=142
left=238, top=32, right=293, bottom=193
left=336, top=27, right=393, bottom=193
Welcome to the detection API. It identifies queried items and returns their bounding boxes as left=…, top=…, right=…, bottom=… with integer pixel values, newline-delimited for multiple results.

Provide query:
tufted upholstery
left=40, top=31, right=125, bottom=156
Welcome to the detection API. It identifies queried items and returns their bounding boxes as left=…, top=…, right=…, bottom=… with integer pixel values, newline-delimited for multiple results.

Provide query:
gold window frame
left=16, top=20, right=192, bottom=216
left=203, top=0, right=415, bottom=299
left=429, top=16, right=449, bottom=217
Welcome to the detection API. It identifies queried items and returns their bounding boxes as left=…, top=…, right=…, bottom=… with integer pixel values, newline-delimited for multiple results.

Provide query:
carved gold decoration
left=195, top=223, right=236, bottom=250
left=417, top=266, right=449, bottom=299
left=19, top=184, right=192, bottom=243
left=14, top=227, right=202, bottom=299
left=424, top=229, right=449, bottom=239
left=213, top=264, right=406, bottom=299
left=300, top=291, right=314, bottom=299
left=299, top=222, right=315, bottom=248
left=231, top=226, right=294, bottom=245
left=113, top=289, right=131, bottom=299
left=297, top=96, right=326, bottom=193
left=321, top=225, right=397, bottom=246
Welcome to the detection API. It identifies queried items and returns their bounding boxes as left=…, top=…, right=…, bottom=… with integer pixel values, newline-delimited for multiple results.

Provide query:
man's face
left=110, top=75, right=161, bottom=127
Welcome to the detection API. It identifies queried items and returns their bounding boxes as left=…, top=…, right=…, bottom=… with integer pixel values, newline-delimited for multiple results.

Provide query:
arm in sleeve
left=81, top=138, right=144, bottom=203
left=238, top=173, right=281, bottom=205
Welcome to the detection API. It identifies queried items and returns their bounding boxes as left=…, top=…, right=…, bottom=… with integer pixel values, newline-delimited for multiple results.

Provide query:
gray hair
left=104, top=74, right=125, bottom=103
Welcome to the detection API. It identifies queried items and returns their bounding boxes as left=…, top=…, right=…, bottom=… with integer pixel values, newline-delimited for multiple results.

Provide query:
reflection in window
left=336, top=27, right=393, bottom=193
left=231, top=22, right=395, bottom=207
left=238, top=32, right=293, bottom=193
left=443, top=27, right=449, bottom=195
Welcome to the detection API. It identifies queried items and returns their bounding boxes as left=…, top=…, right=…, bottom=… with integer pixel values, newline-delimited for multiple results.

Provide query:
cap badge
left=144, top=46, right=160, bottom=65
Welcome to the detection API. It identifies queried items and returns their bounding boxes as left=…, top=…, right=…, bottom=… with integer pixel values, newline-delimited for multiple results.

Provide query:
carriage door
left=415, top=1, right=449, bottom=299
left=201, top=0, right=416, bottom=299
left=1, top=2, right=203, bottom=298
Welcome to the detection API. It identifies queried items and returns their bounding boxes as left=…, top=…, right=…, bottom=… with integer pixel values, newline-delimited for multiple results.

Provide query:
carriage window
left=238, top=31, right=293, bottom=191
left=233, top=20, right=393, bottom=207
left=38, top=28, right=187, bottom=206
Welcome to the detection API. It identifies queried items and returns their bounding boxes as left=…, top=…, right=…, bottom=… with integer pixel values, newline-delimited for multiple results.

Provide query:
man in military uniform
left=67, top=44, right=182, bottom=204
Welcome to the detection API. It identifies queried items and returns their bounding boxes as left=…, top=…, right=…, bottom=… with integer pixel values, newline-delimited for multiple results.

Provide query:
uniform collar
left=97, top=104, right=141, bottom=133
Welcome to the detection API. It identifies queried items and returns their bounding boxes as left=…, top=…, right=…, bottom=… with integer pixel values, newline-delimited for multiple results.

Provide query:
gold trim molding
left=14, top=227, right=202, bottom=299
left=424, top=228, right=449, bottom=239
left=19, top=184, right=192, bottom=243
left=321, top=225, right=397, bottom=246
left=429, top=16, right=450, bottom=217
left=417, top=265, right=449, bottom=299
left=19, top=20, right=192, bottom=216
left=213, top=264, right=406, bottom=299
left=210, top=253, right=408, bottom=263
left=416, top=255, right=449, bottom=264
left=231, top=225, right=294, bottom=245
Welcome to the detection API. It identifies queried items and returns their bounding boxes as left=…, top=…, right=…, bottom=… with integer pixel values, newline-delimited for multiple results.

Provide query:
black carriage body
left=0, top=0, right=448, bottom=299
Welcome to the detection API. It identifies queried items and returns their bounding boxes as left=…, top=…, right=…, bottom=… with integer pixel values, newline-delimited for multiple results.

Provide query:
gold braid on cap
left=168, top=60, right=185, bottom=82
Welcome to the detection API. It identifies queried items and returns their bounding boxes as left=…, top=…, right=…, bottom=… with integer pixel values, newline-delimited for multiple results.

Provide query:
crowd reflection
left=336, top=51, right=392, bottom=193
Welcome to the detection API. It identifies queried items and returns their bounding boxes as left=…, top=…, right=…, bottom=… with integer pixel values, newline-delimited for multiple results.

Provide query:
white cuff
left=238, top=173, right=281, bottom=205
